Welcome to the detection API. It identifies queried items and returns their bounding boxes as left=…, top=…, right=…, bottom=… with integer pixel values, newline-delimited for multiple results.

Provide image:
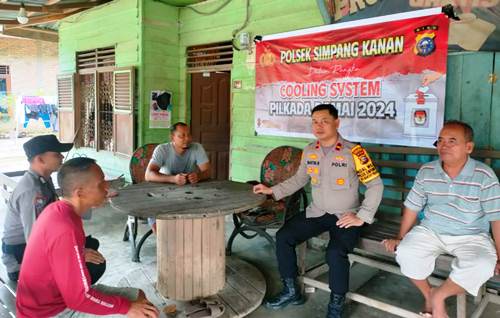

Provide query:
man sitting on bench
left=383, top=120, right=500, bottom=318
left=2, top=135, right=105, bottom=284
left=16, top=158, right=159, bottom=318
left=253, top=104, right=384, bottom=318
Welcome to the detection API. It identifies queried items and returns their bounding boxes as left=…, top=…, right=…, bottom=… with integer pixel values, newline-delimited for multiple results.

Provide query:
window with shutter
left=57, top=74, right=76, bottom=143
left=113, top=68, right=135, bottom=157
left=60, top=47, right=135, bottom=157
left=0, top=66, right=10, bottom=75
left=77, top=47, right=116, bottom=70
left=186, top=41, right=233, bottom=73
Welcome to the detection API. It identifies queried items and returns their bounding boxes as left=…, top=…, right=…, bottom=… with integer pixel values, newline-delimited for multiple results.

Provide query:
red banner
left=255, top=9, right=450, bottom=148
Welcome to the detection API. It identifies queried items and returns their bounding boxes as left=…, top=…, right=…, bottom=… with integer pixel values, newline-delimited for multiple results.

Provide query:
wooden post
left=156, top=215, right=225, bottom=300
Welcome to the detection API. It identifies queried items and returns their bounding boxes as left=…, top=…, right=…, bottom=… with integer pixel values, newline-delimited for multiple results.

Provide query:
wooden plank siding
left=490, top=52, right=500, bottom=151
left=177, top=0, right=323, bottom=181
left=57, top=0, right=499, bottom=184
left=57, top=0, right=141, bottom=180
left=141, top=1, right=180, bottom=146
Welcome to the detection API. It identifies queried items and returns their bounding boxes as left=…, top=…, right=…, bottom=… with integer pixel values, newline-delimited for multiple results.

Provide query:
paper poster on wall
left=149, top=90, right=172, bottom=129
left=255, top=8, right=449, bottom=148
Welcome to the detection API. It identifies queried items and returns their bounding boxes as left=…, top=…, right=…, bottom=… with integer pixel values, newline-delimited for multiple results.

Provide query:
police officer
left=1, top=135, right=105, bottom=283
left=254, top=104, right=384, bottom=318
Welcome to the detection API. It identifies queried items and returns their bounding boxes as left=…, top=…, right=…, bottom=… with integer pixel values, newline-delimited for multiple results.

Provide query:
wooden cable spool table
left=110, top=180, right=266, bottom=301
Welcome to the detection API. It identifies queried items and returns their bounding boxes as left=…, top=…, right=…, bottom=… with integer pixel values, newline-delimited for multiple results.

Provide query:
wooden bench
left=0, top=171, right=22, bottom=205
left=299, top=146, right=500, bottom=318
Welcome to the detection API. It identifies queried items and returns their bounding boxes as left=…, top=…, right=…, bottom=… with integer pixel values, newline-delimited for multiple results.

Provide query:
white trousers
left=395, top=225, right=497, bottom=296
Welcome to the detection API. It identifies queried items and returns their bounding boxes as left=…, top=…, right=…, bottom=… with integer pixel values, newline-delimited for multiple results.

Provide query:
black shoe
left=264, top=277, right=305, bottom=309
left=326, top=293, right=345, bottom=318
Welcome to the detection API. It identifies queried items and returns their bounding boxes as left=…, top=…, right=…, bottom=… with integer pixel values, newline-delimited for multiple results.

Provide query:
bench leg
left=471, top=294, right=490, bottom=318
left=456, top=294, right=466, bottom=318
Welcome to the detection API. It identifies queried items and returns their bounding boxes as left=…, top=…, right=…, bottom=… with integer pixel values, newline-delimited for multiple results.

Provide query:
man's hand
left=174, top=174, right=187, bottom=185
left=336, top=212, right=364, bottom=228
left=495, top=260, right=500, bottom=276
left=253, top=184, right=272, bottom=195
left=127, top=290, right=159, bottom=318
left=84, top=248, right=105, bottom=265
left=187, top=172, right=199, bottom=184
left=381, top=238, right=401, bottom=253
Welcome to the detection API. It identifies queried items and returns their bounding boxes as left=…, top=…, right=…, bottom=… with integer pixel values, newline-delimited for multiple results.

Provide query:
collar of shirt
left=434, top=156, right=475, bottom=179
left=28, top=168, right=49, bottom=184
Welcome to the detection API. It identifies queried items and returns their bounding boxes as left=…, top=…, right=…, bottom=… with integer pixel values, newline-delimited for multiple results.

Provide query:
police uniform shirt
left=2, top=169, right=58, bottom=245
left=271, top=135, right=384, bottom=224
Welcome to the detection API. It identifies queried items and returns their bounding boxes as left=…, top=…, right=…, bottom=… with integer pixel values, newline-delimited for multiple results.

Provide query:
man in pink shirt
left=16, top=157, right=159, bottom=318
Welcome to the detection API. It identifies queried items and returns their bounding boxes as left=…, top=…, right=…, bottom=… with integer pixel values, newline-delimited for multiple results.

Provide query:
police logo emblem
left=414, top=25, right=438, bottom=57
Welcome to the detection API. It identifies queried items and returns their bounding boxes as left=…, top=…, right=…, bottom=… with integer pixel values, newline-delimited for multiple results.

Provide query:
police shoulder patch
left=351, top=145, right=380, bottom=184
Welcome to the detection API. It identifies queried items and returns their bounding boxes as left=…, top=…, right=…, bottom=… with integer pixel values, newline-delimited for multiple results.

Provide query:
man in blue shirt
left=383, top=120, right=500, bottom=318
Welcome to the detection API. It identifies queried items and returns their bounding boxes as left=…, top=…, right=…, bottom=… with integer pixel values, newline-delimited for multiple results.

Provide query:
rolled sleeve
left=17, top=190, right=38, bottom=242
left=357, top=176, right=384, bottom=224
left=271, top=152, right=309, bottom=201
left=480, top=179, right=500, bottom=222
left=149, top=144, right=164, bottom=167
left=195, top=144, right=209, bottom=166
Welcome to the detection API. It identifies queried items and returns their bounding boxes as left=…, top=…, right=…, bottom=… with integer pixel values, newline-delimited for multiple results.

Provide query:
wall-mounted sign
left=149, top=90, right=172, bottom=129
left=255, top=8, right=449, bottom=148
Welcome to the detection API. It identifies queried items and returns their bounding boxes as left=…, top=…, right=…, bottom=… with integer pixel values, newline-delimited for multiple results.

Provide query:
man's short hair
left=443, top=120, right=474, bottom=142
left=170, top=122, right=188, bottom=134
left=57, top=157, right=97, bottom=197
left=312, top=104, right=338, bottom=119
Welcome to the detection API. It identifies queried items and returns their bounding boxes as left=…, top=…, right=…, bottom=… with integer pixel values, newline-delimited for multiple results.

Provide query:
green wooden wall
left=58, top=0, right=140, bottom=73
left=58, top=0, right=500, bottom=183
left=177, top=0, right=325, bottom=182
left=140, top=1, right=180, bottom=146
left=58, top=0, right=141, bottom=179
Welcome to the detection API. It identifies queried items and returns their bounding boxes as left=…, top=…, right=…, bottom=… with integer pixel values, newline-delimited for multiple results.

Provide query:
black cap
left=23, top=135, right=73, bottom=160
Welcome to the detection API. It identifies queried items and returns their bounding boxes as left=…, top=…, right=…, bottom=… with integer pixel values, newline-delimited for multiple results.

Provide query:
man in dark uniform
left=254, top=104, right=384, bottom=318
left=1, top=135, right=105, bottom=283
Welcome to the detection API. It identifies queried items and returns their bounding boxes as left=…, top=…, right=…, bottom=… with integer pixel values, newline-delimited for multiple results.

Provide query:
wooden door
left=191, top=72, right=230, bottom=180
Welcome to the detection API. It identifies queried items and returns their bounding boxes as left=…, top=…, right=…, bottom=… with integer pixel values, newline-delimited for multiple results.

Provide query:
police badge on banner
left=255, top=8, right=449, bottom=148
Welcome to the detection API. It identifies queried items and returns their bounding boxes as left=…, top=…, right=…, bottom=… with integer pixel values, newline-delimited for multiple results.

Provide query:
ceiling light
left=17, top=3, right=29, bottom=25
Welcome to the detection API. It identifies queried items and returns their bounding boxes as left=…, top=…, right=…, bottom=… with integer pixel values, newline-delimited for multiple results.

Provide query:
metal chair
left=226, top=146, right=308, bottom=255
left=123, top=143, right=158, bottom=262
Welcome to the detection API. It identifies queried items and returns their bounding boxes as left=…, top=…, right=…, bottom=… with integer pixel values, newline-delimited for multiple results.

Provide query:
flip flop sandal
left=185, top=299, right=225, bottom=318
left=418, top=312, right=432, bottom=318
left=206, top=302, right=225, bottom=318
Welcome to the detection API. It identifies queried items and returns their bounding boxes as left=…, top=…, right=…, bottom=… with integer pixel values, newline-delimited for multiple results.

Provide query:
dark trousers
left=2, top=236, right=105, bottom=284
left=2, top=242, right=26, bottom=281
left=84, top=236, right=106, bottom=285
left=276, top=212, right=361, bottom=295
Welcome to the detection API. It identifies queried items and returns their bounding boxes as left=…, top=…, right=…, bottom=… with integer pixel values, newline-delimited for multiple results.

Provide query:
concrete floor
left=1, top=139, right=499, bottom=317
left=75, top=203, right=499, bottom=318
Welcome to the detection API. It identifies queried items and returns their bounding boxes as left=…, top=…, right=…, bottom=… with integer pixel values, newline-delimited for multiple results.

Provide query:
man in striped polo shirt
left=383, top=120, right=500, bottom=318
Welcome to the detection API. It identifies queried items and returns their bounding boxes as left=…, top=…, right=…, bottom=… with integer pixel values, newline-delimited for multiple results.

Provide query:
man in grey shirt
left=2, top=135, right=105, bottom=283
left=145, top=122, right=211, bottom=229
